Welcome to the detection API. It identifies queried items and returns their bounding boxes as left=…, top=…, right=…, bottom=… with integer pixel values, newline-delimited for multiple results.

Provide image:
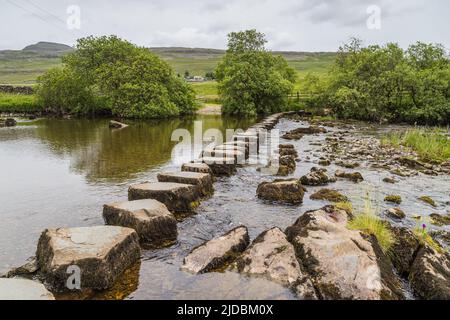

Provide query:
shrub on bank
left=36, top=36, right=197, bottom=118
left=302, top=39, right=450, bottom=125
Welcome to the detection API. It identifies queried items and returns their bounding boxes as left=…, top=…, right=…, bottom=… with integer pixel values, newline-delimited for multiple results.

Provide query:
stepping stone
left=157, top=171, right=213, bottom=196
left=214, top=144, right=248, bottom=159
left=182, top=226, right=250, bottom=274
left=103, top=199, right=177, bottom=245
left=233, top=133, right=259, bottom=152
left=201, top=149, right=245, bottom=164
left=36, top=226, right=140, bottom=290
left=223, top=141, right=250, bottom=156
left=257, top=179, right=305, bottom=204
left=196, top=157, right=237, bottom=176
left=181, top=162, right=212, bottom=174
left=0, top=278, right=55, bottom=300
left=128, top=182, right=200, bottom=213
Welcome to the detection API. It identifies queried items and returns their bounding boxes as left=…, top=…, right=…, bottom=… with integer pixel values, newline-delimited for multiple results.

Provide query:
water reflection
left=32, top=115, right=255, bottom=183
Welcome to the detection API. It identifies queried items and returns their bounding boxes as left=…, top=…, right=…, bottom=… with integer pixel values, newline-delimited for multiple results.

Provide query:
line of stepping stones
left=0, top=112, right=293, bottom=299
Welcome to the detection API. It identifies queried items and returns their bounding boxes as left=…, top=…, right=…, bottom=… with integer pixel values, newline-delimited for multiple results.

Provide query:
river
left=0, top=115, right=449, bottom=299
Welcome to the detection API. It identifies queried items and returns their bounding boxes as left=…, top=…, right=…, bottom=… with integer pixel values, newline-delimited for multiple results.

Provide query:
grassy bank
left=0, top=93, right=41, bottom=113
left=382, top=128, right=450, bottom=162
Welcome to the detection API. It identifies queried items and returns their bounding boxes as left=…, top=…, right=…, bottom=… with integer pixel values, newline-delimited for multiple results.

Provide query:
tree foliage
left=216, top=30, right=296, bottom=116
left=304, top=38, right=450, bottom=124
left=36, top=35, right=197, bottom=118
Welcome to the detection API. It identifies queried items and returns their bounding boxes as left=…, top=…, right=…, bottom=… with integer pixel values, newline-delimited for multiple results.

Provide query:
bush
left=36, top=35, right=197, bottom=118
left=216, top=30, right=296, bottom=116
left=305, top=39, right=450, bottom=125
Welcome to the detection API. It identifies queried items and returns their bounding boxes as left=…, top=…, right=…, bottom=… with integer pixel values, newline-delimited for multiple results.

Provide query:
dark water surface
left=1, top=116, right=449, bottom=300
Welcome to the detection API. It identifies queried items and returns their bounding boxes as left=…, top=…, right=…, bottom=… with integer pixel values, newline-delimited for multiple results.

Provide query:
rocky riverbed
left=1, top=114, right=449, bottom=300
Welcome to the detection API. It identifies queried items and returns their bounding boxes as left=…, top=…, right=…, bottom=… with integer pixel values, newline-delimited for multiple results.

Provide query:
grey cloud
left=0, top=0, right=448, bottom=51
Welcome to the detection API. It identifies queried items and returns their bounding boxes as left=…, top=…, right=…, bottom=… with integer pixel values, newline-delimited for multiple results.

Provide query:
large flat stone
left=0, top=278, right=55, bottom=300
left=182, top=226, right=250, bottom=274
left=232, top=227, right=317, bottom=299
left=181, top=162, right=212, bottom=174
left=285, top=207, right=403, bottom=300
left=214, top=144, right=249, bottom=159
left=103, top=199, right=177, bottom=245
left=128, top=182, right=200, bottom=213
left=197, top=157, right=237, bottom=176
left=157, top=171, right=213, bottom=197
left=201, top=149, right=245, bottom=164
left=36, top=226, right=140, bottom=290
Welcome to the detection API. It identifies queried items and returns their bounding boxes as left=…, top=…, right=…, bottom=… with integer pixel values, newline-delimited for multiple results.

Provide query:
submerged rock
left=0, top=278, right=54, bottom=300
left=128, top=182, right=200, bottom=213
left=409, top=246, right=450, bottom=299
left=257, top=179, right=305, bottom=204
left=430, top=213, right=450, bottom=226
left=418, top=196, right=437, bottom=207
left=182, top=226, right=249, bottom=274
left=103, top=199, right=177, bottom=246
left=384, top=195, right=402, bottom=204
left=334, top=170, right=364, bottom=183
left=300, top=167, right=336, bottom=186
left=0, top=118, right=17, bottom=127
left=335, top=160, right=360, bottom=169
left=310, top=188, right=348, bottom=202
left=396, top=156, right=426, bottom=170
left=36, top=226, right=141, bottom=290
left=318, top=159, right=331, bottom=166
left=282, top=126, right=327, bottom=140
left=285, top=206, right=403, bottom=300
left=157, top=171, right=213, bottom=197
left=109, top=120, right=128, bottom=129
left=386, top=208, right=406, bottom=220
left=232, top=227, right=317, bottom=299
left=383, top=177, right=397, bottom=184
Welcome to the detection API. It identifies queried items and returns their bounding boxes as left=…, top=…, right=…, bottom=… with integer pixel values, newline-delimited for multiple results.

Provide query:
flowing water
left=0, top=115, right=449, bottom=299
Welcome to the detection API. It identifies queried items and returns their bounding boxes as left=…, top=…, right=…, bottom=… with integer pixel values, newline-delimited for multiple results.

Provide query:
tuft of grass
left=413, top=226, right=444, bottom=254
left=347, top=194, right=394, bottom=253
left=382, top=128, right=450, bottom=162
left=335, top=201, right=353, bottom=215
left=0, top=93, right=41, bottom=113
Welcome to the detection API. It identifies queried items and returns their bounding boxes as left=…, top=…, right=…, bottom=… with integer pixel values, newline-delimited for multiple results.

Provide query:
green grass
left=0, top=45, right=335, bottom=86
left=413, top=226, right=444, bottom=253
left=382, top=128, right=450, bottom=162
left=347, top=195, right=394, bottom=253
left=0, top=93, right=41, bottom=113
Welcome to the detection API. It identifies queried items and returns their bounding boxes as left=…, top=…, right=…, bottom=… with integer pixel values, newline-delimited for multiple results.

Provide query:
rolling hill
left=0, top=42, right=336, bottom=85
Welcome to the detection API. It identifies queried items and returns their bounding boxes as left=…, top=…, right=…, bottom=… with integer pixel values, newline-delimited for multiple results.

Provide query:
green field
left=0, top=42, right=335, bottom=87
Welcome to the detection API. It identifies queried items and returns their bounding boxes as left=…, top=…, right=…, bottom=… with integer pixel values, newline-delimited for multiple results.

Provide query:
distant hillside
left=23, top=41, right=73, bottom=54
left=0, top=42, right=336, bottom=85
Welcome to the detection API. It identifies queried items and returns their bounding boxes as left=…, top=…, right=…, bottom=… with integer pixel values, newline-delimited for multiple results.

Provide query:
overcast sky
left=1, top=0, right=449, bottom=51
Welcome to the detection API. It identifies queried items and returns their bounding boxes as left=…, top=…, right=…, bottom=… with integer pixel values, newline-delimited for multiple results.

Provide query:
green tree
left=310, top=38, right=449, bottom=125
left=216, top=30, right=296, bottom=116
left=36, top=35, right=197, bottom=118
